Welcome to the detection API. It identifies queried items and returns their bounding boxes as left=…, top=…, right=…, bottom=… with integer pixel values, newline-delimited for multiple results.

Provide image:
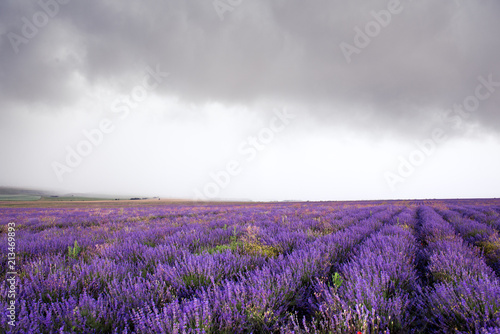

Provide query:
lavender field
left=2, top=200, right=500, bottom=333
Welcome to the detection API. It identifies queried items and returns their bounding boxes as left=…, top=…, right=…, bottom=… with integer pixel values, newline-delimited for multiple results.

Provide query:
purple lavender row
left=417, top=206, right=500, bottom=333
left=0, top=204, right=389, bottom=332
left=449, top=204, right=500, bottom=234
left=3, top=202, right=499, bottom=332
left=151, top=204, right=387, bottom=300
left=294, top=208, right=420, bottom=334
left=129, top=208, right=396, bottom=333
left=436, top=208, right=500, bottom=276
left=0, top=203, right=381, bottom=282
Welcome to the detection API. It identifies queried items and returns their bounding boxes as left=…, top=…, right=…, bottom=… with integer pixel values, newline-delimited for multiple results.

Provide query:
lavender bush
left=1, top=200, right=500, bottom=333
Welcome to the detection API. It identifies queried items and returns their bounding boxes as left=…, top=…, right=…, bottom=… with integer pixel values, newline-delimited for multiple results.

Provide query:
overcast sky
left=1, top=0, right=499, bottom=201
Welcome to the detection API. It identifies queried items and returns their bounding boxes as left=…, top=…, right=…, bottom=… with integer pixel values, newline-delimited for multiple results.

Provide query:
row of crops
left=1, top=200, right=500, bottom=333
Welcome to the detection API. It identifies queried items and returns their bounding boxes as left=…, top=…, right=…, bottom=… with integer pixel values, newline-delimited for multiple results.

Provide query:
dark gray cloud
left=1, top=0, right=499, bottom=137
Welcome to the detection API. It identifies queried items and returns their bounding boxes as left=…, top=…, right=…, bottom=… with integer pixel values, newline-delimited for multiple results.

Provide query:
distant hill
left=0, top=186, right=53, bottom=196
left=0, top=186, right=155, bottom=202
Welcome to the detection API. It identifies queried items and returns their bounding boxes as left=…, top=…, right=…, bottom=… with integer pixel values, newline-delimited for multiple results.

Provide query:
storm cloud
left=1, top=0, right=499, bottom=200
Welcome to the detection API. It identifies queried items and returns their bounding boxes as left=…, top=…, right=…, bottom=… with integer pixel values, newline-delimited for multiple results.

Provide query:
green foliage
left=206, top=225, right=279, bottom=258
left=242, top=241, right=280, bottom=258
left=465, top=229, right=486, bottom=240
left=207, top=226, right=242, bottom=254
left=67, top=307, right=115, bottom=333
left=143, top=240, right=156, bottom=247
left=140, top=261, right=156, bottom=279
left=432, top=271, right=454, bottom=285
left=182, top=273, right=211, bottom=290
left=207, top=240, right=243, bottom=254
left=330, top=272, right=343, bottom=289
left=245, top=306, right=280, bottom=332
left=68, top=240, right=82, bottom=259
left=478, top=239, right=500, bottom=255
